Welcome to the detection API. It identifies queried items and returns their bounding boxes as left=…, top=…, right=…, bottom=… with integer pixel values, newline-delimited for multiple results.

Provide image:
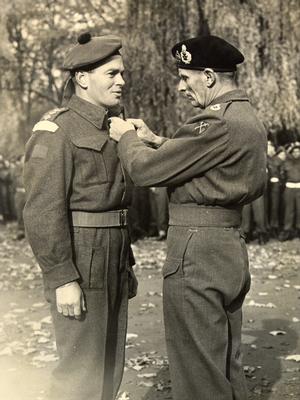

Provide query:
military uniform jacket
left=282, top=155, right=300, bottom=183
left=267, top=155, right=284, bottom=182
left=23, top=95, right=132, bottom=289
left=118, top=90, right=267, bottom=207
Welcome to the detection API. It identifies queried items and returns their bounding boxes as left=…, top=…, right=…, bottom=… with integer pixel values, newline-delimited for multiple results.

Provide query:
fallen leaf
left=137, top=372, right=157, bottom=378
left=126, top=333, right=138, bottom=340
left=246, top=300, right=276, bottom=308
left=269, top=330, right=286, bottom=336
left=117, top=392, right=130, bottom=400
left=138, top=381, right=154, bottom=388
left=268, top=275, right=278, bottom=280
left=285, top=355, right=300, bottom=362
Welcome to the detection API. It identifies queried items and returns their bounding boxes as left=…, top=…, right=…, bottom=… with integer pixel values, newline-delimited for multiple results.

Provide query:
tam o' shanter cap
left=171, top=35, right=244, bottom=72
left=62, top=32, right=122, bottom=71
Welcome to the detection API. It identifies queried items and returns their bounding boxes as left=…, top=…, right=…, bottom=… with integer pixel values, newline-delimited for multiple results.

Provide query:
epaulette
left=41, top=107, right=69, bottom=121
left=32, top=107, right=69, bottom=134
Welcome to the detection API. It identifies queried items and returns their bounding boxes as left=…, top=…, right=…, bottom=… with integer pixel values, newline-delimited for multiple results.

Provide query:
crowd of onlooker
left=243, top=140, right=300, bottom=244
left=0, top=138, right=299, bottom=246
left=0, top=154, right=25, bottom=240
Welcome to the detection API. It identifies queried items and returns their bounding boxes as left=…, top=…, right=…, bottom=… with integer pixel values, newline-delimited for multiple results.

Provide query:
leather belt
left=71, top=210, right=128, bottom=227
left=169, top=204, right=242, bottom=227
left=286, top=182, right=300, bottom=189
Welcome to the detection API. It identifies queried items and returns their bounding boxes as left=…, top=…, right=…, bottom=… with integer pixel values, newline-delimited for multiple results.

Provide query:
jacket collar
left=68, top=95, right=108, bottom=130
left=209, top=89, right=249, bottom=106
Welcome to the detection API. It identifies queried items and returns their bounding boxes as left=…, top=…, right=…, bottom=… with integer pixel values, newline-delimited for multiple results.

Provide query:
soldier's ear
left=74, top=71, right=88, bottom=89
left=203, top=68, right=216, bottom=88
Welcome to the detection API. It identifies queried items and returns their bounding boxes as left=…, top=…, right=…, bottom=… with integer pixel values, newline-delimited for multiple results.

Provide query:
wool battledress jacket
left=23, top=95, right=133, bottom=289
left=117, top=90, right=267, bottom=214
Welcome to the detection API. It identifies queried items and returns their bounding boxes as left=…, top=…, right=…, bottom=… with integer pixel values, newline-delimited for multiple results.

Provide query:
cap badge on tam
left=175, top=44, right=192, bottom=65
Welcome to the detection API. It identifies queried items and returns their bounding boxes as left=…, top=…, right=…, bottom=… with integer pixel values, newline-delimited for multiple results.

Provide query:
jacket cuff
left=119, top=130, right=137, bottom=143
left=42, top=260, right=80, bottom=289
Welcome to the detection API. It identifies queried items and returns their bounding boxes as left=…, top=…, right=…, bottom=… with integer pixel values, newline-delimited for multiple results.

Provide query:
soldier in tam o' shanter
left=23, top=32, right=137, bottom=400
left=109, top=35, right=267, bottom=400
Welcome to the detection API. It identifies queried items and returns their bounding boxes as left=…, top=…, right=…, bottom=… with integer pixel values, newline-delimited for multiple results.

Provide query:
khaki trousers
left=45, top=227, right=130, bottom=400
left=163, top=225, right=250, bottom=400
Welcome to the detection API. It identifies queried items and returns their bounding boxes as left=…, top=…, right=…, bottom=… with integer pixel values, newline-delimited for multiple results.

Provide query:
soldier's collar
left=209, top=89, right=249, bottom=106
left=68, top=95, right=108, bottom=129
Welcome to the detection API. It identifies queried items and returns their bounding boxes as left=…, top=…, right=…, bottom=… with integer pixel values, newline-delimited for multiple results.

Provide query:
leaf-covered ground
left=0, top=224, right=299, bottom=400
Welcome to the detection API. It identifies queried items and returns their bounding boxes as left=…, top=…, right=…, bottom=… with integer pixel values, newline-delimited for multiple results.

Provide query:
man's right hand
left=56, top=281, right=86, bottom=319
left=126, top=119, right=165, bottom=148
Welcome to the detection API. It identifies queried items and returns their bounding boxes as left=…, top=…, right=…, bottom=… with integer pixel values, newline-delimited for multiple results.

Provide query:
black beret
left=171, top=35, right=244, bottom=72
left=63, top=32, right=122, bottom=71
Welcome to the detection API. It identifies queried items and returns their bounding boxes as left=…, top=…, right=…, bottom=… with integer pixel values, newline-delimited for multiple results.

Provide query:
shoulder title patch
left=32, top=121, right=59, bottom=133
left=31, top=144, right=48, bottom=159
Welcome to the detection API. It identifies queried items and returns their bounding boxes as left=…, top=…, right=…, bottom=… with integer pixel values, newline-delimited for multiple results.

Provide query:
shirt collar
left=67, top=95, right=108, bottom=129
left=209, top=89, right=249, bottom=106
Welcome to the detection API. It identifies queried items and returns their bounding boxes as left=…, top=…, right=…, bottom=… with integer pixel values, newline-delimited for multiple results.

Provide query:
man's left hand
left=109, top=117, right=135, bottom=142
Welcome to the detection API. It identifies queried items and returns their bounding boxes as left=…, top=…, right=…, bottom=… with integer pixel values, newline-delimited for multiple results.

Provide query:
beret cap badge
left=171, top=35, right=244, bottom=72
left=176, top=44, right=192, bottom=64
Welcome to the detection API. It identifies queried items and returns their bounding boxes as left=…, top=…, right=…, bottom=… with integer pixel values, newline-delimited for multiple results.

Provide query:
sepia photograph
left=0, top=0, right=299, bottom=399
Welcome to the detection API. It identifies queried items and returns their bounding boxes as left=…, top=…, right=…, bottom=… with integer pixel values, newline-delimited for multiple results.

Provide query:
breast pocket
left=70, top=133, right=109, bottom=184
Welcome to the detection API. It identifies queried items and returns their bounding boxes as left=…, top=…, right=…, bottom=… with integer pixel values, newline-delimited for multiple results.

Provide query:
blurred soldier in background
left=0, top=156, right=11, bottom=224
left=242, top=194, right=269, bottom=245
left=23, top=33, right=137, bottom=400
left=149, top=187, right=168, bottom=240
left=128, top=186, right=151, bottom=242
left=279, top=142, right=300, bottom=241
left=0, top=154, right=5, bottom=223
left=267, top=142, right=285, bottom=238
left=13, top=155, right=26, bottom=240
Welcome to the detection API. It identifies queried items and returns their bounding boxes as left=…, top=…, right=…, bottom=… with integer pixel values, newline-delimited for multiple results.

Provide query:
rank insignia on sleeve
left=194, top=121, right=209, bottom=135
left=210, top=104, right=221, bottom=111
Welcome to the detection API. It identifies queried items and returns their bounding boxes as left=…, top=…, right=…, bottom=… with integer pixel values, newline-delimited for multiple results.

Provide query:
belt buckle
left=119, top=210, right=127, bottom=226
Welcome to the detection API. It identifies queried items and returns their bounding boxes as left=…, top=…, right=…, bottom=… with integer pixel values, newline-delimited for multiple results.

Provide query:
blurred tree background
left=0, top=0, right=299, bottom=157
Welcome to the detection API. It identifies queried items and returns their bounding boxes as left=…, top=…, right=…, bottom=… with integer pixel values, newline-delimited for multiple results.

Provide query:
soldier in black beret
left=23, top=32, right=137, bottom=400
left=109, top=35, right=267, bottom=400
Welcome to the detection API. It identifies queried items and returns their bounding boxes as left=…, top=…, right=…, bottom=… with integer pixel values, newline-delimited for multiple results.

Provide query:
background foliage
left=0, top=0, right=299, bottom=156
